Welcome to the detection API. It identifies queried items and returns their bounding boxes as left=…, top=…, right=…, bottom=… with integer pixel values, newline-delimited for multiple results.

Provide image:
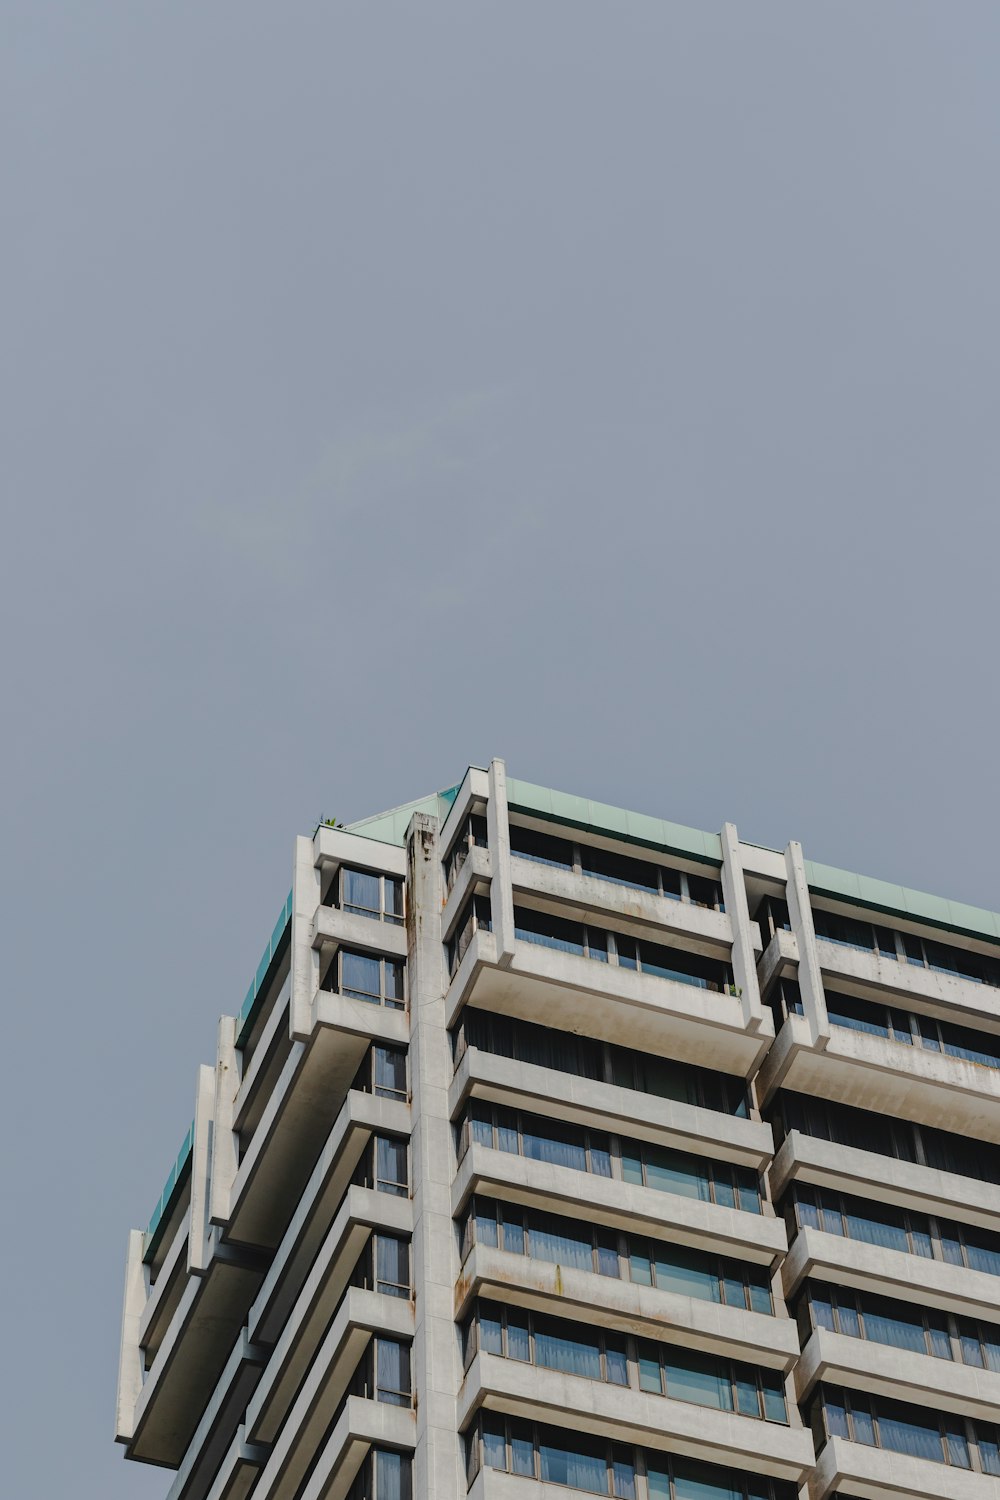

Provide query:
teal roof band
left=506, top=777, right=723, bottom=867
left=142, top=1120, right=194, bottom=1264
left=236, top=889, right=294, bottom=1047
left=805, top=859, right=1000, bottom=948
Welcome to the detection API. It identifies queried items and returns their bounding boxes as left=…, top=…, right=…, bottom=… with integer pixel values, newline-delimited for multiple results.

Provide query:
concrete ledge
left=311, top=903, right=408, bottom=958
left=226, top=997, right=407, bottom=1250
left=139, top=1207, right=191, bottom=1359
left=165, top=1332, right=267, bottom=1500
left=247, top=1186, right=412, bottom=1436
left=446, top=931, right=773, bottom=1078
left=815, top=937, right=1000, bottom=1032
left=809, top=1433, right=1000, bottom=1500
left=247, top=1091, right=409, bottom=1346
left=450, top=1047, right=772, bottom=1170
left=295, top=1396, right=415, bottom=1500
left=782, top=1226, right=1000, bottom=1324
left=249, top=1288, right=413, bottom=1488
left=757, top=929, right=799, bottom=998
left=442, top=845, right=492, bottom=942
left=314, top=827, right=407, bottom=878
left=453, top=1144, right=785, bottom=1266
left=771, top=1129, right=1000, bottom=1235
left=759, top=1017, right=1000, bottom=1142
left=461, top=1353, right=814, bottom=1484
left=509, top=856, right=741, bottom=955
left=129, top=1256, right=265, bottom=1467
left=796, top=1326, right=1000, bottom=1423
left=201, top=1427, right=268, bottom=1500
left=233, top=982, right=291, bottom=1137
left=457, top=1246, right=798, bottom=1371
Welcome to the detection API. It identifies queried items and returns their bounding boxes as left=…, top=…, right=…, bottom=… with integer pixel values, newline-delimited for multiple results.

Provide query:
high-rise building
left=116, top=762, right=1000, bottom=1500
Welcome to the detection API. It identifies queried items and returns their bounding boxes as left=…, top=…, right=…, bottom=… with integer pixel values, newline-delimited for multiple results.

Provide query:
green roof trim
left=506, top=777, right=723, bottom=867
left=346, top=788, right=460, bottom=846
left=805, top=859, right=1000, bottom=947
left=143, top=1121, right=194, bottom=1264
left=236, top=889, right=293, bottom=1048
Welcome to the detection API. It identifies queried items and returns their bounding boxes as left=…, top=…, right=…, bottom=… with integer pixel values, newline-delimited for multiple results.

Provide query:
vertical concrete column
left=720, top=824, right=764, bottom=1033
left=406, top=811, right=463, bottom=1500
left=209, top=1016, right=239, bottom=1228
left=290, top=835, right=321, bottom=1040
left=187, top=1065, right=217, bottom=1274
left=114, top=1229, right=146, bottom=1442
left=784, top=841, right=830, bottom=1049
left=487, top=758, right=515, bottom=968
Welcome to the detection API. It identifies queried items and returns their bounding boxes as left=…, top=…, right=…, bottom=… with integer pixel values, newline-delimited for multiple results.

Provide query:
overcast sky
left=3, top=3, right=999, bottom=1494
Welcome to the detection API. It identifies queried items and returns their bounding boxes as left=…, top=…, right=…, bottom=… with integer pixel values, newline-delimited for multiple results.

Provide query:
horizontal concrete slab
left=458, top=1245, right=798, bottom=1372
left=447, top=930, right=773, bottom=1078
left=453, top=1144, right=785, bottom=1266
left=450, top=1047, right=773, bottom=1170
left=796, top=1326, right=1000, bottom=1423
left=771, top=1130, right=1000, bottom=1235
left=461, top=1352, right=814, bottom=1484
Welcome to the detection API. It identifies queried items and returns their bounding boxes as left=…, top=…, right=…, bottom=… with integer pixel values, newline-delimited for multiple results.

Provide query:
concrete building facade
left=116, top=762, right=1000, bottom=1500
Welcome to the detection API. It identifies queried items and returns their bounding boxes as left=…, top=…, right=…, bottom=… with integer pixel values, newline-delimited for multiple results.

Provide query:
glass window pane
left=342, top=950, right=381, bottom=999
left=343, top=869, right=381, bottom=914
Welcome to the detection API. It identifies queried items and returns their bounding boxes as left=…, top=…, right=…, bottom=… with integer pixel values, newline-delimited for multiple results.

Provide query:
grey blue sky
left=2, top=4, right=999, bottom=1494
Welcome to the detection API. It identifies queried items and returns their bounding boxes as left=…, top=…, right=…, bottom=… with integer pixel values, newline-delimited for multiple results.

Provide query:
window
left=352, top=1044, right=408, bottom=1101
left=322, top=948, right=405, bottom=1010
left=463, top=1103, right=760, bottom=1210
left=811, top=908, right=1000, bottom=987
left=773, top=1090, right=1000, bottom=1187
left=349, top=1338, right=412, bottom=1407
left=785, top=1182, right=1000, bottom=1280
left=465, top=1417, right=795, bottom=1499
left=353, top=1135, right=408, bottom=1197
left=622, top=1140, right=760, bottom=1214
left=351, top=1233, right=411, bottom=1299
left=452, top=1008, right=747, bottom=1116
left=812, top=1385, right=978, bottom=1470
left=463, top=1299, right=785, bottom=1420
left=512, top=905, right=732, bottom=991
left=332, top=867, right=405, bottom=926
left=347, top=1451, right=412, bottom=1500
left=509, top=823, right=575, bottom=869
left=459, top=1197, right=773, bottom=1315
left=800, top=1282, right=953, bottom=1361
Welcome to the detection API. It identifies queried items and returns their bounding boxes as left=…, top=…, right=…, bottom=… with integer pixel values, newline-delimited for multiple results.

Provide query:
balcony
left=283, top=1396, right=414, bottom=1500
left=810, top=1434, right=1000, bottom=1500
left=224, top=995, right=407, bottom=1251
left=447, top=930, right=772, bottom=1079
left=246, top=1185, right=412, bottom=1440
left=247, top=1089, right=409, bottom=1346
left=796, top=1326, right=1000, bottom=1425
left=457, top=1244, right=798, bottom=1372
left=460, top=1353, right=814, bottom=1485
left=248, top=1289, right=413, bottom=1499
left=771, top=1129, right=1000, bottom=1236
left=450, top=1047, right=772, bottom=1171
left=196, top=1426, right=267, bottom=1500
left=508, top=854, right=742, bottom=953
left=814, top=934, right=1000, bottom=1032
left=126, top=1247, right=266, bottom=1467
left=758, top=1015, right=1000, bottom=1143
left=453, top=1143, right=785, bottom=1267
left=311, top=902, right=408, bottom=960
left=782, top=1226, right=1000, bottom=1326
left=164, top=1332, right=267, bottom=1500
